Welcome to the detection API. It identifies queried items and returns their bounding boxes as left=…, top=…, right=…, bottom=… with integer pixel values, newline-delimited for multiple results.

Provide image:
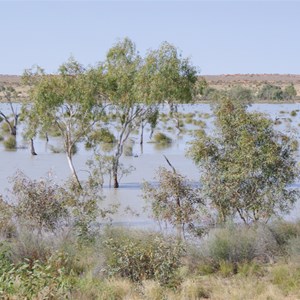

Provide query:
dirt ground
left=1, top=74, right=300, bottom=101
left=203, top=74, right=300, bottom=95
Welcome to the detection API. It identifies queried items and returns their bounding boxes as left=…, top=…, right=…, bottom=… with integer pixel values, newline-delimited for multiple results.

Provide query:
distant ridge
left=1, top=74, right=300, bottom=85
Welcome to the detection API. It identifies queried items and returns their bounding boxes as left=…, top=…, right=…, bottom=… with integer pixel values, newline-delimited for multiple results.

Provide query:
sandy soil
left=1, top=74, right=300, bottom=101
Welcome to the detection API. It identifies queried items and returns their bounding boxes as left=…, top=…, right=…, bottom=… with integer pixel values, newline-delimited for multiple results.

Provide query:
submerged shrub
left=89, top=128, right=116, bottom=144
left=291, top=110, right=297, bottom=117
left=1, top=122, right=12, bottom=134
left=152, top=132, right=172, bottom=144
left=3, top=136, right=16, bottom=150
left=102, top=229, right=183, bottom=286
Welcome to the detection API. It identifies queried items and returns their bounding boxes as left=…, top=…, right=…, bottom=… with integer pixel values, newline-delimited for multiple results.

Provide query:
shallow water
left=1, top=103, right=300, bottom=226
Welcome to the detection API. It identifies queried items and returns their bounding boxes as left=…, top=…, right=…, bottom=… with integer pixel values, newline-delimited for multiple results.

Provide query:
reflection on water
left=1, top=103, right=300, bottom=226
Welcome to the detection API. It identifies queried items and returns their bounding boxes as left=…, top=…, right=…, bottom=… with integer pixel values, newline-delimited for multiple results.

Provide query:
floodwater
left=0, top=103, right=300, bottom=227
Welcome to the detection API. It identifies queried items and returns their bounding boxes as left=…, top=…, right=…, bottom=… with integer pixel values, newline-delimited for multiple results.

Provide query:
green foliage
left=88, top=128, right=116, bottom=145
left=135, top=41, right=198, bottom=104
left=290, top=110, right=297, bottom=117
left=102, top=229, right=183, bottom=286
left=269, top=221, right=300, bottom=246
left=99, top=38, right=197, bottom=187
left=152, top=132, right=172, bottom=144
left=3, top=136, right=16, bottom=150
left=143, top=167, right=205, bottom=238
left=1, top=122, right=11, bottom=134
left=11, top=172, right=68, bottom=232
left=0, top=197, right=15, bottom=238
left=284, top=83, right=297, bottom=100
left=196, top=76, right=208, bottom=96
left=271, top=264, right=300, bottom=294
left=228, top=85, right=253, bottom=103
left=202, top=226, right=256, bottom=267
left=23, top=57, right=105, bottom=187
left=0, top=250, right=71, bottom=299
left=257, top=84, right=284, bottom=101
left=189, top=98, right=299, bottom=224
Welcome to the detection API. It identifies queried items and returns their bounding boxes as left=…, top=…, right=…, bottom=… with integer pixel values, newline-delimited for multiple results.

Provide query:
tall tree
left=23, top=58, right=106, bottom=188
left=189, top=98, right=299, bottom=224
left=100, top=38, right=198, bottom=188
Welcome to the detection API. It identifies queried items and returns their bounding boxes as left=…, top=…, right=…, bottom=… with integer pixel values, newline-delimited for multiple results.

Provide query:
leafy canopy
left=189, top=98, right=299, bottom=224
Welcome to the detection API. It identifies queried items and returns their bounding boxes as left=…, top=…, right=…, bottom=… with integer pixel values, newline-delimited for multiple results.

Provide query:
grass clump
left=290, top=110, right=297, bottom=117
left=152, top=132, right=172, bottom=144
left=102, top=229, right=183, bottom=286
left=3, top=136, right=16, bottom=150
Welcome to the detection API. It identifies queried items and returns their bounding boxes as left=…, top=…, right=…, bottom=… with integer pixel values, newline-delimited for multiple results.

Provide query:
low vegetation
left=0, top=38, right=300, bottom=299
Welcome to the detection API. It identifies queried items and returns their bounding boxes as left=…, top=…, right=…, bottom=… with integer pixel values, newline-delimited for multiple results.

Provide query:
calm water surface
left=1, top=103, right=300, bottom=226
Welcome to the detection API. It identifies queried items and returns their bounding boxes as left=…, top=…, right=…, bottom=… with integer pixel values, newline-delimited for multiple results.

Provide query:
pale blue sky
left=1, top=1, right=300, bottom=75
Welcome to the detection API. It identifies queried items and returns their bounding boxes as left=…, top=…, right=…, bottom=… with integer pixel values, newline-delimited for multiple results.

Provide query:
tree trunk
left=140, top=122, right=144, bottom=145
left=112, top=157, right=119, bottom=188
left=30, top=138, right=37, bottom=155
left=66, top=153, right=82, bottom=189
left=113, top=173, right=119, bottom=188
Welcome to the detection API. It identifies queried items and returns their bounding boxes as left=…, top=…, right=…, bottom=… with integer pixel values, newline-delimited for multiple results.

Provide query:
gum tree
left=100, top=38, right=197, bottom=188
left=189, top=98, right=299, bottom=224
left=0, top=86, right=19, bottom=136
left=23, top=58, right=106, bottom=188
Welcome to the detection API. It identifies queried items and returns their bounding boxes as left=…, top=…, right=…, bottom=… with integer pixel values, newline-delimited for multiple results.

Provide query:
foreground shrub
left=0, top=249, right=71, bottom=299
left=102, top=229, right=183, bottom=286
left=0, top=197, right=15, bottom=238
left=11, top=172, right=68, bottom=232
left=199, top=224, right=280, bottom=273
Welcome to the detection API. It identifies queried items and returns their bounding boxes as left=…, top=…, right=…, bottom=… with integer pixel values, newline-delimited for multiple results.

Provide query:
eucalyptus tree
left=0, top=85, right=19, bottom=136
left=189, top=98, right=299, bottom=224
left=23, top=58, right=106, bottom=188
left=100, top=38, right=198, bottom=188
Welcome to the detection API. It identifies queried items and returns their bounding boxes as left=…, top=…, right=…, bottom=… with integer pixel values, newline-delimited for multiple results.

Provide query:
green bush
left=291, top=110, right=297, bottom=117
left=0, top=249, right=71, bottom=299
left=11, top=172, right=68, bottom=232
left=3, top=136, right=16, bottom=150
left=102, top=229, right=183, bottom=286
left=152, top=132, right=172, bottom=144
left=200, top=224, right=280, bottom=270
left=268, top=221, right=300, bottom=247
left=1, top=122, right=12, bottom=134
left=202, top=226, right=256, bottom=266
left=89, top=128, right=116, bottom=144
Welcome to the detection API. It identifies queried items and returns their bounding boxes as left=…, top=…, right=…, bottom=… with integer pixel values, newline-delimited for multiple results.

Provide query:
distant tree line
left=200, top=81, right=297, bottom=102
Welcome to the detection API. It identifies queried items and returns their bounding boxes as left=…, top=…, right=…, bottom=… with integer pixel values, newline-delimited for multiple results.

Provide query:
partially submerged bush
left=152, top=132, right=172, bottom=144
left=102, top=229, right=183, bottom=286
left=3, top=136, right=16, bottom=150
left=89, top=128, right=116, bottom=144
left=1, top=121, right=12, bottom=134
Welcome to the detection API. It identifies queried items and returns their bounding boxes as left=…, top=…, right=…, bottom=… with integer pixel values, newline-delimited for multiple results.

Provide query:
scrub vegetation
left=0, top=39, right=300, bottom=299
